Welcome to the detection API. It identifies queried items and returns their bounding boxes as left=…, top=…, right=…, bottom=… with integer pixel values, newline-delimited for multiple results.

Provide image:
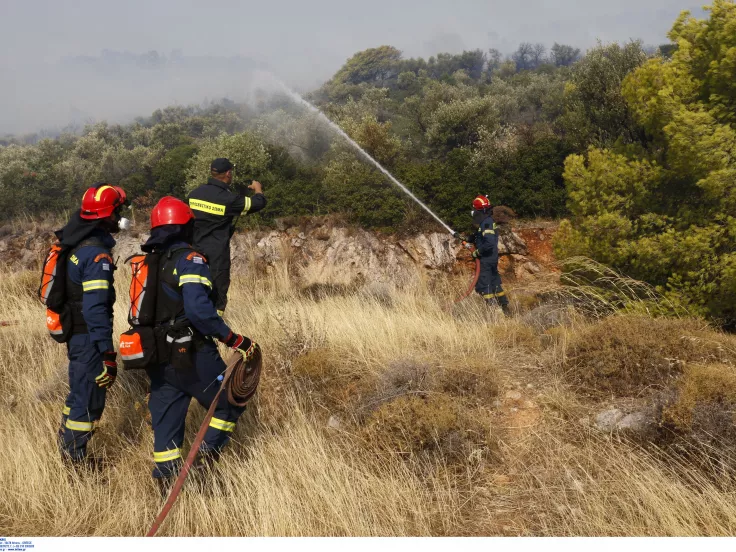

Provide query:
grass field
left=1, top=258, right=736, bottom=536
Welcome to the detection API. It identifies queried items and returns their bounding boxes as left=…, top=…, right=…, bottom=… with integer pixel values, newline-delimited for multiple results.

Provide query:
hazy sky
left=0, top=0, right=706, bottom=134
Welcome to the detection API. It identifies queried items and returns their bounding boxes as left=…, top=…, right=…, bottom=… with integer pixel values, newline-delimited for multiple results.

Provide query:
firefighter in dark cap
left=187, top=158, right=267, bottom=315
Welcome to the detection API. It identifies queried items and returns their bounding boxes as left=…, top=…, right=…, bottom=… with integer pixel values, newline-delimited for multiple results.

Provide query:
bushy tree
left=556, top=1, right=736, bottom=326
left=332, top=46, right=403, bottom=86
left=185, top=132, right=271, bottom=192
left=550, top=43, right=581, bottom=67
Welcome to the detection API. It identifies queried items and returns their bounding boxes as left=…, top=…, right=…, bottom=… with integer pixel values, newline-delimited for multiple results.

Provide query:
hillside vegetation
left=2, top=251, right=736, bottom=536
left=0, top=30, right=650, bottom=231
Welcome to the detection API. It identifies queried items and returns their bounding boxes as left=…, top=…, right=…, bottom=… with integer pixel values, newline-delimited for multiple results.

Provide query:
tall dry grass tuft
left=1, top=252, right=736, bottom=536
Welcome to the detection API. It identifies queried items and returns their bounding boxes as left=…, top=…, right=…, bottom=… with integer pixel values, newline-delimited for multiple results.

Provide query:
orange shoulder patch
left=187, top=251, right=207, bottom=262
left=94, top=253, right=114, bottom=263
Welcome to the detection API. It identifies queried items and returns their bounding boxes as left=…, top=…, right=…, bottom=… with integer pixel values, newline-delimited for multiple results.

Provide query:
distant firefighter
left=455, top=195, right=510, bottom=315
left=187, top=158, right=267, bottom=315
left=40, top=184, right=130, bottom=467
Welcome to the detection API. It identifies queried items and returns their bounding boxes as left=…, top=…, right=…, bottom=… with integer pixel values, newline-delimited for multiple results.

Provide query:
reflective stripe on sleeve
left=242, top=196, right=252, bottom=214
left=62, top=406, right=71, bottom=416
left=483, top=229, right=495, bottom=235
left=189, top=199, right=226, bottom=216
left=179, top=274, right=212, bottom=287
left=82, top=279, right=110, bottom=291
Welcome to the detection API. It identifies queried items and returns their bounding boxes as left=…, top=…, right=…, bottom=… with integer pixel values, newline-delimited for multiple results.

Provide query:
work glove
left=223, top=332, right=258, bottom=361
left=471, top=249, right=481, bottom=259
left=96, top=351, right=118, bottom=389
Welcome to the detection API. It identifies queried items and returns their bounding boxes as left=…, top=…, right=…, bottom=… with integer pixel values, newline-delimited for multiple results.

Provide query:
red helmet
left=472, top=195, right=492, bottom=211
left=80, top=184, right=127, bottom=220
left=151, top=196, right=194, bottom=228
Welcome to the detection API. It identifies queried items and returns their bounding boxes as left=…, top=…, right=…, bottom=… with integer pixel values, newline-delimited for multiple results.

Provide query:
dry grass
left=553, top=315, right=736, bottom=397
left=2, top=253, right=736, bottom=536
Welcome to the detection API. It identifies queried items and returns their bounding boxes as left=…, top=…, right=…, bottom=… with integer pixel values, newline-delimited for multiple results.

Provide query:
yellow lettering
left=189, top=199, right=226, bottom=216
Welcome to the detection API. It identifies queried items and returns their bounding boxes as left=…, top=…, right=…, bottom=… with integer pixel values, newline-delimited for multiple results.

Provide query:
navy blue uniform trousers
left=59, top=334, right=107, bottom=461
left=146, top=340, right=246, bottom=479
left=475, top=258, right=509, bottom=307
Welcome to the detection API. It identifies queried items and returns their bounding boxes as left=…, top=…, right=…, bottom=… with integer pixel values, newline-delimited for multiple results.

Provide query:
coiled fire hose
left=146, top=345, right=262, bottom=537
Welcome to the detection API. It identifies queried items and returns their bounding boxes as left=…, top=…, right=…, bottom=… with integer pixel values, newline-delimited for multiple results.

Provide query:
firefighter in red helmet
left=53, top=183, right=129, bottom=467
left=136, top=196, right=257, bottom=491
left=455, top=195, right=510, bottom=315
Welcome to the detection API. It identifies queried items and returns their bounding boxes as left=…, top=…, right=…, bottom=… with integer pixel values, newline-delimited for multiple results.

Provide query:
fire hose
left=146, top=345, right=262, bottom=537
left=446, top=238, right=480, bottom=309
left=452, top=257, right=481, bottom=306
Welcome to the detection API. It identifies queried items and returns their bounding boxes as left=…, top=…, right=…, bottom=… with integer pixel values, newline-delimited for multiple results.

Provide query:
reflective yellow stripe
left=217, top=310, right=225, bottom=317
left=180, top=274, right=212, bottom=287
left=209, top=418, right=236, bottom=432
left=483, top=229, right=495, bottom=235
left=483, top=291, right=507, bottom=299
left=65, top=419, right=94, bottom=432
left=242, top=196, right=252, bottom=214
left=82, top=279, right=110, bottom=291
left=153, top=448, right=182, bottom=463
left=189, top=199, right=226, bottom=216
left=94, top=185, right=114, bottom=201
left=62, top=406, right=70, bottom=416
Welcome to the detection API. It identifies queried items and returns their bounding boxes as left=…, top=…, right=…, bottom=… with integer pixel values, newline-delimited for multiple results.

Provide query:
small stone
left=523, top=261, right=541, bottom=274
left=526, top=383, right=534, bottom=389
left=7, top=394, right=17, bottom=408
left=327, top=415, right=341, bottom=429
left=616, top=411, right=650, bottom=432
left=510, top=407, right=518, bottom=413
left=578, top=417, right=590, bottom=426
left=492, top=399, right=502, bottom=408
left=595, top=408, right=624, bottom=431
left=521, top=400, right=536, bottom=410
left=505, top=390, right=522, bottom=401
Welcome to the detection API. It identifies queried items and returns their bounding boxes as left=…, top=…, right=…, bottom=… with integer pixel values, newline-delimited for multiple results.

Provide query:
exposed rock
left=523, top=261, right=541, bottom=275
left=594, top=408, right=655, bottom=434
left=327, top=415, right=341, bottom=430
left=616, top=411, right=652, bottom=433
left=505, top=390, right=522, bottom=401
left=595, top=408, right=624, bottom=431
left=1, top=221, right=559, bottom=289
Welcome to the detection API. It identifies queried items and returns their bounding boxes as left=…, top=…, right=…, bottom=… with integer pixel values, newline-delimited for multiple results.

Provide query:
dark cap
left=210, top=158, right=234, bottom=173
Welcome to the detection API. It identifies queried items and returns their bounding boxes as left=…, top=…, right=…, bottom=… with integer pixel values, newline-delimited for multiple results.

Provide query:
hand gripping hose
left=146, top=345, right=262, bottom=537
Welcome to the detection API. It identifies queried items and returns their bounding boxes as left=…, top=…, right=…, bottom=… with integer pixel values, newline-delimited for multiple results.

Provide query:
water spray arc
left=273, top=79, right=456, bottom=235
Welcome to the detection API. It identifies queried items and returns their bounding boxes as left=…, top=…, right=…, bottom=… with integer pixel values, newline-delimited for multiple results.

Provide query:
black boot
left=155, top=476, right=174, bottom=499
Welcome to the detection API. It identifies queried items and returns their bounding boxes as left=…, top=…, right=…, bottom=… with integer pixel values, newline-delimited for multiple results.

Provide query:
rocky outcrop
left=0, top=221, right=557, bottom=286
